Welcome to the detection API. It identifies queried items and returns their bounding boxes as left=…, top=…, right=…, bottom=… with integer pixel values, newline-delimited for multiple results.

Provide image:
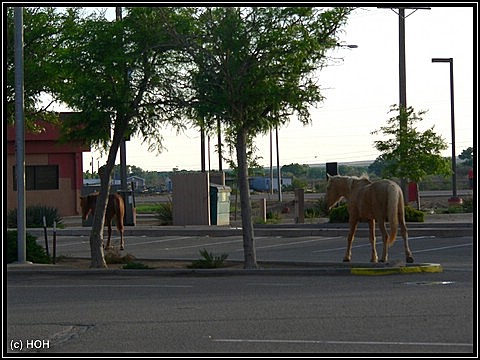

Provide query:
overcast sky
left=82, top=5, right=475, bottom=173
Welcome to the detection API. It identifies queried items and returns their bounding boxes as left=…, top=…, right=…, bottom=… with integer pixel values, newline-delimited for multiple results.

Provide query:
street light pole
left=432, top=57, right=462, bottom=204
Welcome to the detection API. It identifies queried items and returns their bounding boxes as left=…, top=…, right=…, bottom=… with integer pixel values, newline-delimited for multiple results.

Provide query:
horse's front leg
left=368, top=219, right=378, bottom=263
left=343, top=220, right=358, bottom=262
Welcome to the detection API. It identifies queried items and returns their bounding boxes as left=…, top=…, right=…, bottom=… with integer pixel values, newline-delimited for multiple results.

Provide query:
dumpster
left=210, top=184, right=231, bottom=226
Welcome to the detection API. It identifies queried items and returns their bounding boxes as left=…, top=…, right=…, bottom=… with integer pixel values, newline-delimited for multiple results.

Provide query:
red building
left=6, top=113, right=90, bottom=216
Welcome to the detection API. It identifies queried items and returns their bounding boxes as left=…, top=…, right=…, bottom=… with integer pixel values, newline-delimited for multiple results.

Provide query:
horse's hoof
left=370, top=259, right=378, bottom=263
left=379, top=259, right=386, bottom=263
left=343, top=258, right=350, bottom=262
left=406, top=256, right=414, bottom=263
left=120, top=246, right=124, bottom=251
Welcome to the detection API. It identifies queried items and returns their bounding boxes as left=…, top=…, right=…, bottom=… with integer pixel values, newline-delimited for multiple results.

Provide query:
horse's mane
left=349, top=174, right=370, bottom=180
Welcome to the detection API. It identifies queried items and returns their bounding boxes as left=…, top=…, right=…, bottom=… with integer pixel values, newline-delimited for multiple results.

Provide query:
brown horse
left=80, top=192, right=125, bottom=250
left=326, top=174, right=414, bottom=264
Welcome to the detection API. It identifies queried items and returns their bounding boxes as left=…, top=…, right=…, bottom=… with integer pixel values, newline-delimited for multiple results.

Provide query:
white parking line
left=313, top=243, right=370, bottom=253
left=235, top=236, right=343, bottom=252
left=413, top=243, right=472, bottom=253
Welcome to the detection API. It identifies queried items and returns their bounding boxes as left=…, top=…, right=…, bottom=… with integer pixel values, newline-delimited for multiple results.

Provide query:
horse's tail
left=386, top=185, right=401, bottom=246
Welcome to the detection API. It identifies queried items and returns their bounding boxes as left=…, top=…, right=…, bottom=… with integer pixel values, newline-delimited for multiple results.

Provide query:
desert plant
left=155, top=199, right=173, bottom=225
left=7, top=205, right=63, bottom=228
left=188, top=248, right=229, bottom=269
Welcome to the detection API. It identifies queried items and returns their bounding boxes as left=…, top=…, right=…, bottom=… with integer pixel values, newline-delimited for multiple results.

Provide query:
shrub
left=7, top=230, right=51, bottom=264
left=155, top=200, right=173, bottom=225
left=404, top=205, right=425, bottom=222
left=188, top=248, right=229, bottom=269
left=462, top=197, right=473, bottom=213
left=308, top=197, right=329, bottom=218
left=328, top=204, right=349, bottom=223
left=104, top=248, right=136, bottom=264
left=7, top=205, right=63, bottom=228
left=122, top=262, right=152, bottom=269
left=328, top=204, right=425, bottom=223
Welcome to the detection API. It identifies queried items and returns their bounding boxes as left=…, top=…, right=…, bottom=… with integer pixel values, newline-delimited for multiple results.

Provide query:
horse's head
left=80, top=193, right=97, bottom=220
left=326, top=174, right=344, bottom=210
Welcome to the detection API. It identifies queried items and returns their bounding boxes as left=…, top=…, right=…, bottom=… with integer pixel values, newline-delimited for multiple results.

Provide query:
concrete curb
left=7, top=261, right=443, bottom=277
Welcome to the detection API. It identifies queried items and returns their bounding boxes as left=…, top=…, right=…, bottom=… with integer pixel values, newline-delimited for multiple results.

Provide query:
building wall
left=6, top=152, right=84, bottom=216
left=6, top=118, right=89, bottom=217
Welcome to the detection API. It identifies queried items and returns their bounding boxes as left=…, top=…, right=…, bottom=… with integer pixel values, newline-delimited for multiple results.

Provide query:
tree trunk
left=235, top=128, right=257, bottom=269
left=89, top=120, right=127, bottom=268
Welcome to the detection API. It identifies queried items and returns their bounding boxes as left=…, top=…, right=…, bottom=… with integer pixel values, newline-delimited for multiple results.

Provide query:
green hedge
left=7, top=230, right=51, bottom=264
left=329, top=204, right=424, bottom=223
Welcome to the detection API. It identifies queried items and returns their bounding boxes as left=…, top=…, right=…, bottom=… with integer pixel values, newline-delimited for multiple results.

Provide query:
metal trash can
left=210, top=184, right=231, bottom=226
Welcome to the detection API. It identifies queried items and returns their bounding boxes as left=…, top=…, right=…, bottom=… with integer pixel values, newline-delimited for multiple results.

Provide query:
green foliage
left=282, top=163, right=309, bottom=177
left=6, top=7, right=64, bottom=127
left=135, top=204, right=160, bottom=214
left=372, top=105, right=451, bottom=182
left=404, top=206, right=425, bottom=222
left=329, top=204, right=425, bottom=223
left=265, top=211, right=282, bottom=224
left=7, top=231, right=51, bottom=264
left=313, top=196, right=328, bottom=217
left=461, top=197, right=473, bottom=213
left=459, top=147, right=473, bottom=167
left=155, top=200, right=173, bottom=225
left=7, top=205, right=63, bottom=228
left=122, top=262, right=152, bottom=269
left=328, top=204, right=349, bottom=223
left=188, top=248, right=229, bottom=269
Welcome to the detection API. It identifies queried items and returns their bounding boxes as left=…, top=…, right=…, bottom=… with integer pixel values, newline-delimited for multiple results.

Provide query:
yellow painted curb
left=350, top=263, right=443, bottom=276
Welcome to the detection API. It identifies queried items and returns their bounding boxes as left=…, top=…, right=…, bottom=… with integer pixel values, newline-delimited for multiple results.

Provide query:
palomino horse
left=80, top=193, right=125, bottom=250
left=326, top=174, right=414, bottom=264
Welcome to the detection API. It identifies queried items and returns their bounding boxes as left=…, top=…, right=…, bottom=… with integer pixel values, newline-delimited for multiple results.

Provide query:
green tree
left=56, top=7, right=189, bottom=267
left=6, top=7, right=64, bottom=128
left=459, top=147, right=473, bottom=167
left=282, top=163, right=310, bottom=178
left=163, top=7, right=351, bottom=268
left=372, top=105, right=451, bottom=208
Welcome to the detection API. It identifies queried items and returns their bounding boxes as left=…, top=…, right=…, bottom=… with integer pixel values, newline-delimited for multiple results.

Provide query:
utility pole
left=275, top=126, right=282, bottom=202
left=217, top=118, right=222, bottom=171
left=379, top=6, right=430, bottom=201
left=116, top=7, right=128, bottom=194
left=14, top=7, right=26, bottom=263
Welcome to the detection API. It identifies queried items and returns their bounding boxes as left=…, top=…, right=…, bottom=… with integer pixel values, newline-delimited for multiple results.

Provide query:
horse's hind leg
left=368, top=219, right=378, bottom=263
left=105, top=223, right=112, bottom=250
left=401, top=221, right=414, bottom=263
left=118, top=225, right=124, bottom=251
left=378, top=220, right=389, bottom=263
